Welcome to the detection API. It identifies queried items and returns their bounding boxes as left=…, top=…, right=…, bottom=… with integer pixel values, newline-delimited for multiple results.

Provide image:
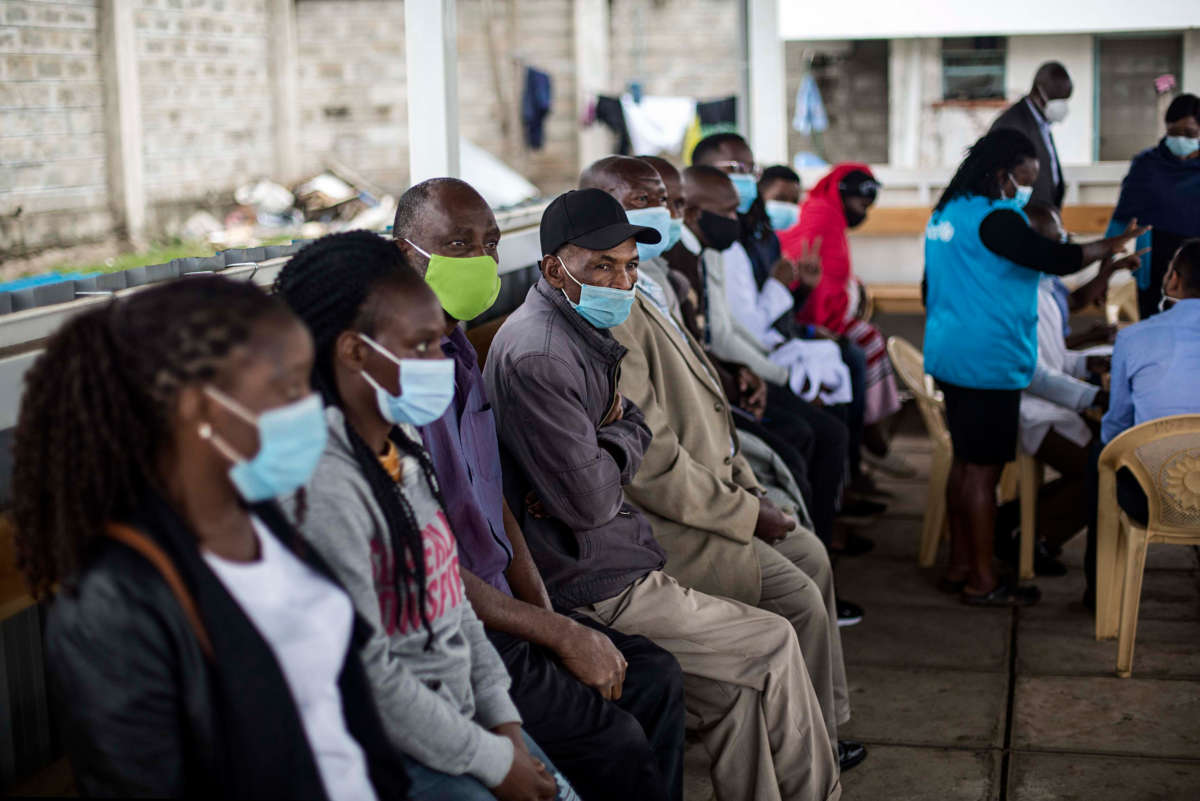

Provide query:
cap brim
left=568, top=222, right=661, bottom=252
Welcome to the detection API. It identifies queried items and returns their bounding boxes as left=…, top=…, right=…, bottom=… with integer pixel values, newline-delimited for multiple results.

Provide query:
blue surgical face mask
left=665, top=216, right=683, bottom=250
left=359, top=334, right=455, bottom=426
left=729, top=173, right=758, bottom=214
left=1165, top=136, right=1200, bottom=159
left=1007, top=173, right=1033, bottom=208
left=558, top=256, right=636, bottom=328
left=202, top=389, right=328, bottom=503
left=765, top=200, right=800, bottom=232
left=624, top=206, right=672, bottom=263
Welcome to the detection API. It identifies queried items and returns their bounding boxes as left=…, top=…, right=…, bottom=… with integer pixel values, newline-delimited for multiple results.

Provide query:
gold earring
left=198, top=422, right=212, bottom=439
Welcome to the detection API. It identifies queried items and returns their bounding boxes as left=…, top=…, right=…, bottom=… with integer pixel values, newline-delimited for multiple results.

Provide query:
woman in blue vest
left=923, top=129, right=1147, bottom=607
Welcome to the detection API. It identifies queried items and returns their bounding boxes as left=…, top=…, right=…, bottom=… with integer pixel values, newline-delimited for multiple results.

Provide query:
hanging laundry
left=521, top=66, right=553, bottom=149
left=594, top=95, right=632, bottom=155
left=696, top=96, right=737, bottom=129
left=620, top=94, right=696, bottom=156
left=792, top=74, right=828, bottom=135
left=682, top=114, right=703, bottom=164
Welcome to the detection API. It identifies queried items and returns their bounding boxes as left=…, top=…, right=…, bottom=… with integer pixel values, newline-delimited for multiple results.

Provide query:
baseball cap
left=838, top=170, right=881, bottom=200
left=540, top=188, right=661, bottom=256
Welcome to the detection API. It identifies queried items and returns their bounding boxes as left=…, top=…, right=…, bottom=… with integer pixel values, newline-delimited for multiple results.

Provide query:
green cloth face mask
left=407, top=239, right=502, bottom=321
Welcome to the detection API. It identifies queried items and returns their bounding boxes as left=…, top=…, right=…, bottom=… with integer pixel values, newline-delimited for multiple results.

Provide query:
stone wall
left=0, top=0, right=111, bottom=252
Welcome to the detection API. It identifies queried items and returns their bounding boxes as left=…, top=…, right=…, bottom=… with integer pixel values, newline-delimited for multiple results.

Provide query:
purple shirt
left=421, top=327, right=514, bottom=595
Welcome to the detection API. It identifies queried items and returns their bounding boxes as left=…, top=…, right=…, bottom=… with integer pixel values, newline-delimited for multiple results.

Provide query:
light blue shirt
left=1102, top=299, right=1200, bottom=443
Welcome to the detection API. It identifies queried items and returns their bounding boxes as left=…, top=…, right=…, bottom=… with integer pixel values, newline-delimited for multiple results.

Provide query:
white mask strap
left=404, top=238, right=433, bottom=259
left=358, top=332, right=404, bottom=367
left=204, top=386, right=257, bottom=426
left=555, top=255, right=585, bottom=288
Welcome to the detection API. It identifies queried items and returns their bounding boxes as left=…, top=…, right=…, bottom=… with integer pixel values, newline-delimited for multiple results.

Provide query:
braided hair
left=274, top=230, right=440, bottom=645
left=935, top=128, right=1038, bottom=212
left=12, top=276, right=289, bottom=598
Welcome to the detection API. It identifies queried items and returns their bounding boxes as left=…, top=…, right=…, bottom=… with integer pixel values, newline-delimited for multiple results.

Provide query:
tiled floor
left=831, top=432, right=1200, bottom=801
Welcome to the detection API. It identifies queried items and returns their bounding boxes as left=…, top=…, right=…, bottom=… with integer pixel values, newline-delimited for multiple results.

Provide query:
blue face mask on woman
left=558, top=256, right=636, bottom=328
left=359, top=333, right=456, bottom=426
left=201, top=388, right=328, bottom=503
left=729, top=173, right=759, bottom=214
left=1007, top=173, right=1034, bottom=208
left=1165, top=136, right=1200, bottom=159
left=624, top=206, right=672, bottom=262
left=765, top=200, right=800, bottom=232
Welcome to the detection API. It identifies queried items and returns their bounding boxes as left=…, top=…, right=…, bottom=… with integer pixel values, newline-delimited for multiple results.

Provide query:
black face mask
left=698, top=210, right=741, bottom=251
left=844, top=207, right=867, bottom=228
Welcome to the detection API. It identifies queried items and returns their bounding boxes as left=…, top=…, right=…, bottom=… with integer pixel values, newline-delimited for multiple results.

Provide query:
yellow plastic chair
left=886, top=336, right=953, bottom=566
left=1093, top=414, right=1200, bottom=677
left=887, top=336, right=1038, bottom=577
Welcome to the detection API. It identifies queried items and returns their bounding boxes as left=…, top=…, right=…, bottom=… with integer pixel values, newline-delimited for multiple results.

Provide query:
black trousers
left=761, top=381, right=850, bottom=544
left=488, top=616, right=685, bottom=801
left=1085, top=438, right=1150, bottom=593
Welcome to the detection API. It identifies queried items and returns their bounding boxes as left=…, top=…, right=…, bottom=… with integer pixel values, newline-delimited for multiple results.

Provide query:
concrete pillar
left=405, top=0, right=460, bottom=182
left=1183, top=30, right=1200, bottom=93
left=574, top=0, right=611, bottom=171
left=268, top=0, right=300, bottom=183
left=888, top=39, right=923, bottom=169
left=99, top=0, right=145, bottom=245
left=744, top=0, right=787, bottom=165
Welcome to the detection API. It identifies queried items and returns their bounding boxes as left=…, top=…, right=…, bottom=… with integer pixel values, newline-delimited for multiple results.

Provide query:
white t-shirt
left=204, top=518, right=378, bottom=801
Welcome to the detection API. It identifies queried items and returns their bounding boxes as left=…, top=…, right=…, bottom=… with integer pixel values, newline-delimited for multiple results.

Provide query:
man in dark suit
left=991, top=62, right=1073, bottom=209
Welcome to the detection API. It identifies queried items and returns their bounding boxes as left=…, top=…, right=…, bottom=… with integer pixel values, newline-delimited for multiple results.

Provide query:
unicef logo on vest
left=925, top=220, right=955, bottom=242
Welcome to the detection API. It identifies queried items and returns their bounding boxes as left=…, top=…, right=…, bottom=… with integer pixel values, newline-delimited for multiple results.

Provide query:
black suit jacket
left=990, top=96, right=1065, bottom=209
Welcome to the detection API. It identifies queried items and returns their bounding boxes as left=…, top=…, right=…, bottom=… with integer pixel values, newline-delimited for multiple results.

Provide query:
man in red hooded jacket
left=779, top=164, right=910, bottom=480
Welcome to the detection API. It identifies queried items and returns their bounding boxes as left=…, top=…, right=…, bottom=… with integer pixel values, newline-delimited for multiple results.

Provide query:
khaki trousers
left=753, top=530, right=851, bottom=741
left=579, top=571, right=841, bottom=801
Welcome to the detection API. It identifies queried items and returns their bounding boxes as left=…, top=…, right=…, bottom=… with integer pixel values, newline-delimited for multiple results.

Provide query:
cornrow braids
left=274, top=230, right=436, bottom=644
left=12, top=276, right=286, bottom=597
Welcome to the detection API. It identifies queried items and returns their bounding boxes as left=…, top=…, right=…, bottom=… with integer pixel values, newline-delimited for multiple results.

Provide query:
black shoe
left=838, top=498, right=887, bottom=518
left=1034, top=540, right=1067, bottom=577
left=838, top=740, right=868, bottom=771
left=830, top=532, right=875, bottom=557
left=961, top=579, right=1041, bottom=607
left=837, top=599, right=864, bottom=627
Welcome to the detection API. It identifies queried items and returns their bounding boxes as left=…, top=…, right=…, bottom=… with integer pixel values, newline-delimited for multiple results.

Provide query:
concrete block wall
left=136, top=0, right=275, bottom=224
left=295, top=0, right=409, bottom=192
left=786, top=39, right=890, bottom=168
left=608, top=0, right=741, bottom=104
left=0, top=0, right=112, bottom=252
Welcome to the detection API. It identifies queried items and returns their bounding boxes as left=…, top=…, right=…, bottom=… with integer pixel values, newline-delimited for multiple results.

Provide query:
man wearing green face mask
left=395, top=178, right=688, bottom=801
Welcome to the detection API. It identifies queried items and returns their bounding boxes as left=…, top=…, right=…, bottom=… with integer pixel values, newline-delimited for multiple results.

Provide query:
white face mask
left=1037, top=86, right=1069, bottom=124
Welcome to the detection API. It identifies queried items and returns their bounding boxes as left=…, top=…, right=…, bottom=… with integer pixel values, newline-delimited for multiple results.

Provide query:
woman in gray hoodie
left=276, top=232, right=577, bottom=801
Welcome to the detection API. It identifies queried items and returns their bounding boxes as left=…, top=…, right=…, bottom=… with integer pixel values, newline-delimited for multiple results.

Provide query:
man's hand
left=736, top=367, right=768, bottom=420
left=554, top=620, right=627, bottom=700
left=771, top=255, right=798, bottom=286
left=809, top=325, right=840, bottom=341
left=1091, top=389, right=1110, bottom=411
left=491, top=724, right=557, bottom=801
left=1113, top=247, right=1151, bottom=274
left=601, top=392, right=624, bottom=426
left=524, top=491, right=547, bottom=519
left=793, top=236, right=823, bottom=291
left=754, top=496, right=796, bottom=544
left=1086, top=355, right=1112, bottom=375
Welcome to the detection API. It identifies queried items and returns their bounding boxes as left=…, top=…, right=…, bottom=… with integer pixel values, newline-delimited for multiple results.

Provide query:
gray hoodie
left=289, top=406, right=521, bottom=787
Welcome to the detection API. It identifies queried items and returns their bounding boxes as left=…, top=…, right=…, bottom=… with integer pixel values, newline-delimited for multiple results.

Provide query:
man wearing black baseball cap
left=485, top=188, right=843, bottom=801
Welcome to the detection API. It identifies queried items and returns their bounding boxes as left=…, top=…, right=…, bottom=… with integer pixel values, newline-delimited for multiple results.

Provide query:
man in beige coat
left=580, top=156, right=863, bottom=772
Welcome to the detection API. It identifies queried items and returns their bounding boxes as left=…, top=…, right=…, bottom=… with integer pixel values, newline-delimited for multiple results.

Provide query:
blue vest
left=923, top=195, right=1040, bottom=390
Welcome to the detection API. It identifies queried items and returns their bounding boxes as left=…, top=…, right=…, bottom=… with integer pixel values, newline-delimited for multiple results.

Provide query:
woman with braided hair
left=275, top=230, right=576, bottom=801
left=12, top=275, right=409, bottom=798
